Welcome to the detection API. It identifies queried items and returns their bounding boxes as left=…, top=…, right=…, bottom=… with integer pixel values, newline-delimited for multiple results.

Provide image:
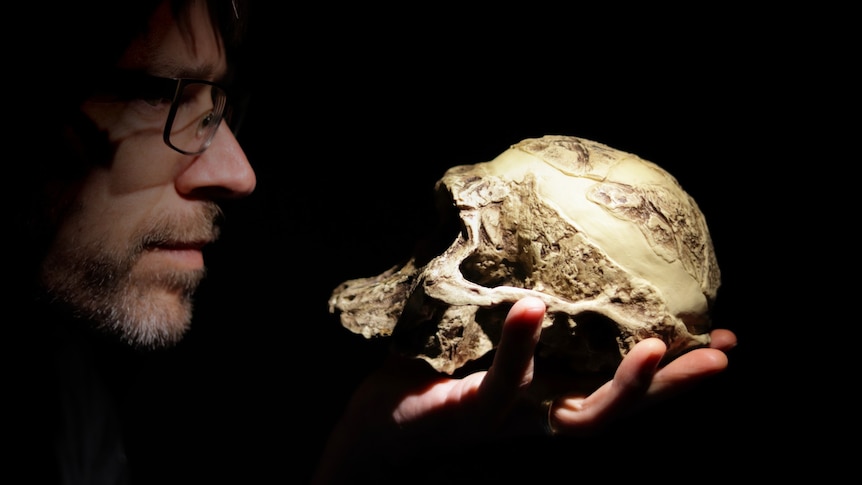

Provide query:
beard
left=41, top=202, right=223, bottom=349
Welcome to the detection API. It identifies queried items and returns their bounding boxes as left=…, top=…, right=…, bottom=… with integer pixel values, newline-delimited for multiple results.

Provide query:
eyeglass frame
left=86, top=69, right=238, bottom=156
left=163, top=77, right=230, bottom=155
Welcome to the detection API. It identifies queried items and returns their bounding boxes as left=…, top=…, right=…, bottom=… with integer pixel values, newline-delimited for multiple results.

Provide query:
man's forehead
left=117, top=1, right=229, bottom=80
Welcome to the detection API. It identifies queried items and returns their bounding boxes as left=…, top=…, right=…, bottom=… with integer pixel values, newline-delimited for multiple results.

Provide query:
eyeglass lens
left=168, top=82, right=227, bottom=154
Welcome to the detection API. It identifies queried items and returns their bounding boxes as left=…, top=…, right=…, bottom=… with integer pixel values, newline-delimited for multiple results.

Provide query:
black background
left=118, top=4, right=842, bottom=483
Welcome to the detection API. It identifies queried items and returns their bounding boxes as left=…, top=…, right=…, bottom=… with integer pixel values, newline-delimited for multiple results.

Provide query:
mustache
left=136, top=202, right=224, bottom=250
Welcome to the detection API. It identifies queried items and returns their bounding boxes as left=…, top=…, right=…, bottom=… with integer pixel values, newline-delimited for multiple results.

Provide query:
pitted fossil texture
left=329, top=135, right=719, bottom=375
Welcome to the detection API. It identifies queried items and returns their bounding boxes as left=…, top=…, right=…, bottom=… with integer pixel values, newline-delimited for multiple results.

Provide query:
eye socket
left=194, top=111, right=217, bottom=138
left=86, top=69, right=235, bottom=156
left=201, top=111, right=216, bottom=128
left=164, top=80, right=228, bottom=155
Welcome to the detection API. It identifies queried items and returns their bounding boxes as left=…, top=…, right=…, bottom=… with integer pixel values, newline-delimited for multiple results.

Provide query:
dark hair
left=49, top=0, right=249, bottom=112
left=17, top=0, right=251, bottom=150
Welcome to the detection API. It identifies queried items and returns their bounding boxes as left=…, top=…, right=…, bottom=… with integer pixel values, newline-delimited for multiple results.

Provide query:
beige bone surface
left=329, top=135, right=719, bottom=375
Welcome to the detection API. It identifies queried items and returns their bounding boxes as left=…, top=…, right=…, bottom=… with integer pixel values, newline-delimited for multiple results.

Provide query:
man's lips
left=143, top=240, right=210, bottom=269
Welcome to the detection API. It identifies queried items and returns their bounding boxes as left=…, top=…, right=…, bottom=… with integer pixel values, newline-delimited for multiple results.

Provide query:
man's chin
left=91, top=270, right=203, bottom=349
left=41, top=251, right=205, bottom=348
left=109, top=286, right=196, bottom=349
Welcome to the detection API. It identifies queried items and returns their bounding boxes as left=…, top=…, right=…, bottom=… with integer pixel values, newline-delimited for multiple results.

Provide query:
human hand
left=519, top=300, right=738, bottom=435
left=313, top=296, right=736, bottom=483
left=386, top=296, right=736, bottom=436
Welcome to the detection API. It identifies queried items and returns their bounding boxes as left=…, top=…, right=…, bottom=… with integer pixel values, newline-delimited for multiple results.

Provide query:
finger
left=708, top=328, right=738, bottom=352
left=551, top=338, right=666, bottom=432
left=476, top=297, right=546, bottom=410
left=644, top=347, right=729, bottom=400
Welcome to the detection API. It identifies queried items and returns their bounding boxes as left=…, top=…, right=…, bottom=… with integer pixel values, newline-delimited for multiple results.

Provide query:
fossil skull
left=329, top=135, right=720, bottom=375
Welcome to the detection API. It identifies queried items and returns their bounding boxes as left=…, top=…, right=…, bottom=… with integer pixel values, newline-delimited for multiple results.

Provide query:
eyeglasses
left=91, top=70, right=235, bottom=156
left=164, top=78, right=230, bottom=155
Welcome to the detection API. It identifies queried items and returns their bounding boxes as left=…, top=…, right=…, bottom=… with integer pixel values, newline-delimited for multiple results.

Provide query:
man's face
left=41, top=0, right=256, bottom=348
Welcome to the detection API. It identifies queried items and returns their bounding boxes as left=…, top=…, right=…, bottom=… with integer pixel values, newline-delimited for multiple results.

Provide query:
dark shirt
left=9, top=301, right=133, bottom=485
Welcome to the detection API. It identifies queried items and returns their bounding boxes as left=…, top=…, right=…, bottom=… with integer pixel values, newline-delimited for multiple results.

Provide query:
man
left=39, top=2, right=255, bottom=351
left=9, top=1, right=736, bottom=483
left=10, top=1, right=254, bottom=483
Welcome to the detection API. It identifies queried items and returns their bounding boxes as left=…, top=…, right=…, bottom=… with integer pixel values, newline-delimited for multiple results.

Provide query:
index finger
left=476, top=297, right=546, bottom=413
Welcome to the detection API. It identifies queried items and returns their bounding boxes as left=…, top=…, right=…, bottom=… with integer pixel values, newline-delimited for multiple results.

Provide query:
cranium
left=329, top=135, right=720, bottom=375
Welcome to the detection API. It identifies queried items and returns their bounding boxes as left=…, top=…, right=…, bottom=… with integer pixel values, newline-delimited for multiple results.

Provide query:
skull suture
left=329, top=135, right=720, bottom=375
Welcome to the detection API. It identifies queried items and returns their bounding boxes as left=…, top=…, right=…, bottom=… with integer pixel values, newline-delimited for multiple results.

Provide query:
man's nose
left=175, top=123, right=256, bottom=198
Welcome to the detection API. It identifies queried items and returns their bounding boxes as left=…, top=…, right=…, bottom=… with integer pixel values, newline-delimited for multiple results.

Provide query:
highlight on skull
left=329, top=135, right=720, bottom=376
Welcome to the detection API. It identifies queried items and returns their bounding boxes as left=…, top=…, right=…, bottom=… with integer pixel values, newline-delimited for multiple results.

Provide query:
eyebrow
left=148, top=58, right=227, bottom=82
